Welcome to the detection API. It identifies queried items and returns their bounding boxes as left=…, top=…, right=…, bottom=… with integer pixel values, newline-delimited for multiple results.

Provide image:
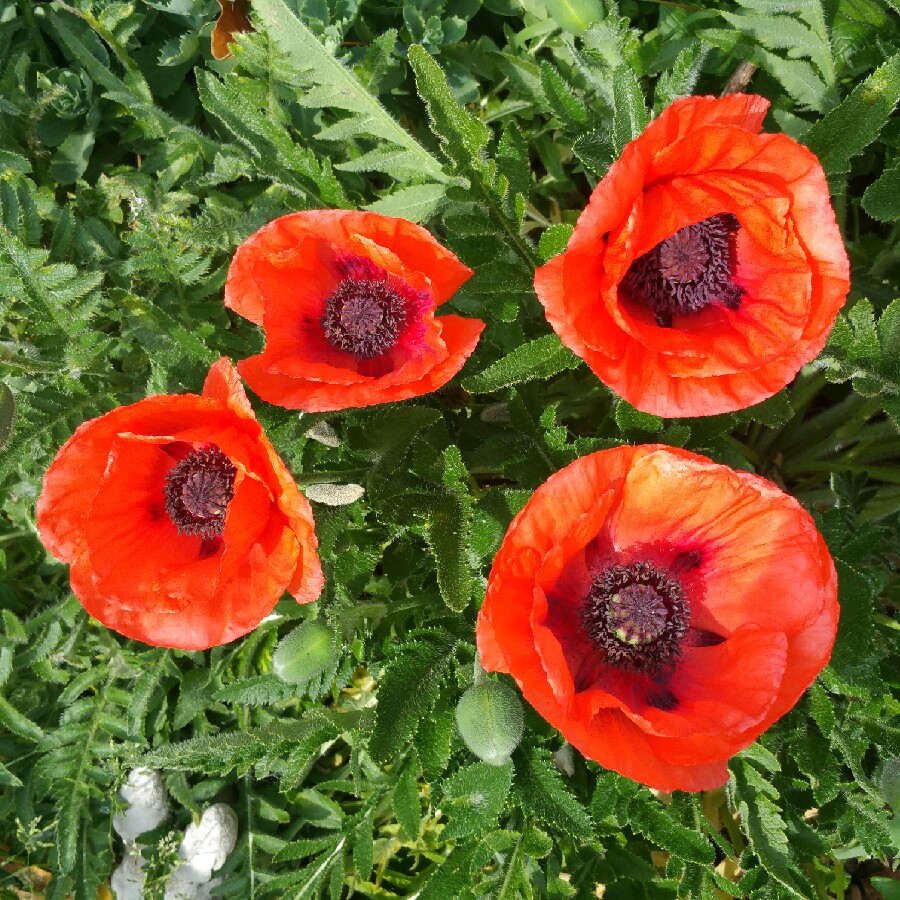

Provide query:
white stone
left=177, top=804, right=238, bottom=882
left=113, top=768, right=170, bottom=841
left=165, top=871, right=222, bottom=900
left=110, top=852, right=146, bottom=900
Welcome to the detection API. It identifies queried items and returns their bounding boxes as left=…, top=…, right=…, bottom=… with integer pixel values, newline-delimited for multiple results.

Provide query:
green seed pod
left=272, top=620, right=336, bottom=685
left=455, top=679, right=524, bottom=766
left=543, top=0, right=601, bottom=35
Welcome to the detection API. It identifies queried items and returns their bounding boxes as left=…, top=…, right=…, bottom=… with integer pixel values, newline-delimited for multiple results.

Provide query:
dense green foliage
left=1, top=0, right=900, bottom=898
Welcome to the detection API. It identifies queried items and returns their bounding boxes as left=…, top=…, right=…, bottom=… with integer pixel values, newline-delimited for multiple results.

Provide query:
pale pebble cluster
left=110, top=768, right=238, bottom=900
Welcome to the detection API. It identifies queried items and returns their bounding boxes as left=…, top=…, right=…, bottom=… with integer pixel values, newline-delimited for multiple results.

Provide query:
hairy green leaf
left=369, top=634, right=456, bottom=763
left=464, top=335, right=581, bottom=393
left=805, top=51, right=900, bottom=175
left=514, top=748, right=593, bottom=840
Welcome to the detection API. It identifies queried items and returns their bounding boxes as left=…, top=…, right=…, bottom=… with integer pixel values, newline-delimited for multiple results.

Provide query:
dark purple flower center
left=581, top=561, right=689, bottom=673
left=621, top=213, right=743, bottom=327
left=321, top=275, right=410, bottom=360
left=164, top=445, right=237, bottom=539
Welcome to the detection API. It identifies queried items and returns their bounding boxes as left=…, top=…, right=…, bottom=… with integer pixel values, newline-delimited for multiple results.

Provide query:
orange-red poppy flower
left=37, top=359, right=323, bottom=650
left=534, top=94, right=850, bottom=417
left=225, top=210, right=484, bottom=412
left=477, top=445, right=838, bottom=791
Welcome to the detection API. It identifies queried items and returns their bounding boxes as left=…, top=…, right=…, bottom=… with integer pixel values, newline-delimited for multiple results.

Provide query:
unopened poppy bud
left=272, top=620, right=337, bottom=685
left=455, top=679, right=524, bottom=766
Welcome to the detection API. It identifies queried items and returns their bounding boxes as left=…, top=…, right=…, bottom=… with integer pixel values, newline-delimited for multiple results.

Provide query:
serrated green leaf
left=627, top=792, right=715, bottom=864
left=539, top=62, right=589, bottom=128
left=369, top=634, right=456, bottom=763
left=731, top=759, right=816, bottom=898
left=252, top=0, right=445, bottom=183
left=352, top=811, right=375, bottom=881
left=274, top=835, right=342, bottom=863
left=418, top=842, right=489, bottom=900
left=0, top=694, right=45, bottom=742
left=215, top=674, right=297, bottom=706
left=654, top=42, right=708, bottom=112
left=805, top=51, right=900, bottom=175
left=878, top=299, right=900, bottom=382
left=611, top=65, right=650, bottom=153
left=408, top=44, right=490, bottom=168
left=862, top=161, right=900, bottom=222
left=514, top=748, right=593, bottom=840
left=463, top=335, right=581, bottom=393
left=614, top=400, right=662, bottom=433
left=538, top=224, right=574, bottom=262
left=572, top=129, right=615, bottom=177
left=407, top=445, right=476, bottom=613
left=142, top=732, right=268, bottom=776
left=365, top=183, right=447, bottom=222
left=195, top=69, right=345, bottom=206
left=0, top=757, right=20, bottom=789
left=0, top=381, right=14, bottom=453
left=0, top=150, right=31, bottom=174
left=721, top=5, right=834, bottom=90
left=828, top=561, right=881, bottom=694
left=441, top=760, right=514, bottom=840
left=497, top=122, right=531, bottom=204
left=55, top=799, right=79, bottom=875
left=393, top=764, right=422, bottom=841
left=415, top=704, right=455, bottom=779
left=737, top=392, right=795, bottom=428
left=880, top=758, right=900, bottom=810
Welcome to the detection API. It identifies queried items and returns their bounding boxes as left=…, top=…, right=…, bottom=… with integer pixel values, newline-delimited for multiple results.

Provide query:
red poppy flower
left=477, top=445, right=838, bottom=791
left=534, top=94, right=850, bottom=417
left=225, top=210, right=484, bottom=412
left=37, top=359, right=323, bottom=650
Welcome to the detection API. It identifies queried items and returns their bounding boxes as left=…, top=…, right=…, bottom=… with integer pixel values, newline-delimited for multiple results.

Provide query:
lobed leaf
left=464, top=335, right=581, bottom=393
left=369, top=634, right=456, bottom=763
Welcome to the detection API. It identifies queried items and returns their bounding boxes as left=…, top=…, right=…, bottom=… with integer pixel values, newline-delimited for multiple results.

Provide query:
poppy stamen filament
left=164, top=444, right=237, bottom=539
left=622, top=213, right=743, bottom=327
left=581, top=561, right=689, bottom=673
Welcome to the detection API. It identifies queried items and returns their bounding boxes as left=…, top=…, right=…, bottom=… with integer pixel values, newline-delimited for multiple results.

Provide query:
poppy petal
left=227, top=210, right=482, bottom=412
left=38, top=361, right=323, bottom=650
left=477, top=445, right=838, bottom=791
left=534, top=94, right=849, bottom=416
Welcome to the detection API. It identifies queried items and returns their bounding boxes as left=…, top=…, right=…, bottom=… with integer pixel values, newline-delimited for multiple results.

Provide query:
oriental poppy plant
left=225, top=210, right=485, bottom=412
left=37, top=359, right=323, bottom=650
left=534, top=94, right=850, bottom=417
left=477, top=445, right=838, bottom=791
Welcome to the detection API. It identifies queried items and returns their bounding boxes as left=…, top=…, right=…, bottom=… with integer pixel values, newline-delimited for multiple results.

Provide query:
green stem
left=53, top=1, right=140, bottom=74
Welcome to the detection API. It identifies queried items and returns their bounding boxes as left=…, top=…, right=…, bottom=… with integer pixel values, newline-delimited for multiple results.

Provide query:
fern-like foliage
left=696, top=0, right=839, bottom=111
